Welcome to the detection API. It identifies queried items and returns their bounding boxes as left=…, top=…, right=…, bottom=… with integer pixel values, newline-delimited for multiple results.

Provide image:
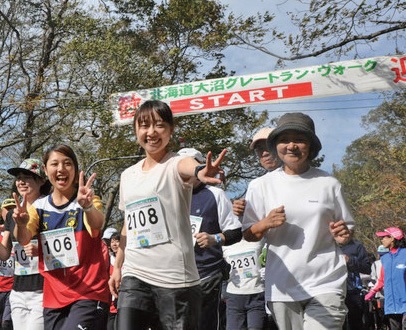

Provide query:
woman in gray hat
left=1, top=158, right=49, bottom=330
left=242, top=112, right=355, bottom=330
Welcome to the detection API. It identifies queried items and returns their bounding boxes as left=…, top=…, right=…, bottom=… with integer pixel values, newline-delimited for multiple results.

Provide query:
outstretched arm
left=178, top=149, right=227, bottom=185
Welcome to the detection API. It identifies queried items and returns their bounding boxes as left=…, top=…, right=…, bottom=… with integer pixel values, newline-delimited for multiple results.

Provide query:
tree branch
left=234, top=23, right=406, bottom=61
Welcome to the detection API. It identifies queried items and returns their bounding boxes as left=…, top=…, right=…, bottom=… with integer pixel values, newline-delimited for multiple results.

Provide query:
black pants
left=387, top=313, right=405, bottom=330
left=117, top=276, right=202, bottom=330
left=198, top=271, right=225, bottom=330
left=44, top=300, right=109, bottom=330
left=344, top=290, right=365, bottom=330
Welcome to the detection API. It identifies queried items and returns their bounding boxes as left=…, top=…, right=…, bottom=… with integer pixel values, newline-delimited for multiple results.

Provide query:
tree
left=175, top=108, right=273, bottom=195
left=83, top=0, right=277, bottom=222
left=333, top=90, right=406, bottom=251
left=0, top=1, right=141, bottom=227
left=0, top=0, right=272, bottom=228
left=229, top=0, right=405, bottom=62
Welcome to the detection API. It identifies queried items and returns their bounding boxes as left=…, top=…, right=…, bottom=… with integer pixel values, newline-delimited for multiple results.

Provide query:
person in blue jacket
left=365, top=227, right=406, bottom=330
left=340, top=229, right=372, bottom=329
left=177, top=147, right=242, bottom=330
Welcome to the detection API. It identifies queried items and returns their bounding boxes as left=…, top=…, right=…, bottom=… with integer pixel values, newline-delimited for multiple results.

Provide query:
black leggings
left=116, top=307, right=161, bottom=330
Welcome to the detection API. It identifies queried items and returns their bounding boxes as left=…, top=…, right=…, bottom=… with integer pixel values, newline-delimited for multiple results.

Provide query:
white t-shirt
left=370, top=260, right=384, bottom=298
left=119, top=152, right=200, bottom=288
left=223, top=238, right=265, bottom=294
left=242, top=167, right=355, bottom=302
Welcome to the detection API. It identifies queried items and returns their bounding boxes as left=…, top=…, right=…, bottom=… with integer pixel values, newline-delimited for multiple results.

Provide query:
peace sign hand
left=197, top=149, right=227, bottom=185
left=12, top=192, right=29, bottom=226
left=77, top=171, right=96, bottom=209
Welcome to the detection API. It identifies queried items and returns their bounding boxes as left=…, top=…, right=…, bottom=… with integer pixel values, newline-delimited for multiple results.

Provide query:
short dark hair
left=133, top=100, right=174, bottom=132
left=110, top=232, right=120, bottom=241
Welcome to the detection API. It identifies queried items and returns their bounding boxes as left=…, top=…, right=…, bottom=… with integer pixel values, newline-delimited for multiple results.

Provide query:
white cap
left=249, top=127, right=274, bottom=149
left=102, top=227, right=118, bottom=240
left=377, top=245, right=389, bottom=254
left=177, top=148, right=205, bottom=163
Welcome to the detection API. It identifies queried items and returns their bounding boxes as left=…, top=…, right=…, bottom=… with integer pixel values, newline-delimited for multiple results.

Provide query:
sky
left=217, top=0, right=403, bottom=173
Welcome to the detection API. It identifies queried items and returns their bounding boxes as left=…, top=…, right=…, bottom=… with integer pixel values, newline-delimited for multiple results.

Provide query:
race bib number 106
left=40, top=227, right=79, bottom=271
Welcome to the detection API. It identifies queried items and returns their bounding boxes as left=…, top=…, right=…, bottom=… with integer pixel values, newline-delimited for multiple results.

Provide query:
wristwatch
left=214, top=233, right=222, bottom=245
left=194, top=164, right=206, bottom=178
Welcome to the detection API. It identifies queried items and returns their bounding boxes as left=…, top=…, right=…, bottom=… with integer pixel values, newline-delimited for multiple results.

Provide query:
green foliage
left=2, top=0, right=401, bottom=242
left=174, top=107, right=273, bottom=196
left=334, top=91, right=406, bottom=251
left=0, top=0, right=268, bottom=227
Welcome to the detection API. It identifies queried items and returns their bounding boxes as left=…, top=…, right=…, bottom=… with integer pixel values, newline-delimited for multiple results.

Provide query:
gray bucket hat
left=266, top=112, right=322, bottom=160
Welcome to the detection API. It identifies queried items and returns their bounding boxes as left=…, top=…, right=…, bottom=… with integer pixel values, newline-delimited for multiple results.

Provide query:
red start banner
left=109, top=55, right=406, bottom=126
left=170, top=82, right=312, bottom=114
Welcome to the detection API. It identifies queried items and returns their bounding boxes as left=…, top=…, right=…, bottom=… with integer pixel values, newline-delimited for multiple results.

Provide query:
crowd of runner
left=0, top=100, right=404, bottom=330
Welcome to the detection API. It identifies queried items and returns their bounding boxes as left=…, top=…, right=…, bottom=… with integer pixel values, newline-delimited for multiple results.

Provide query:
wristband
left=214, top=233, right=222, bottom=245
left=194, top=164, right=206, bottom=178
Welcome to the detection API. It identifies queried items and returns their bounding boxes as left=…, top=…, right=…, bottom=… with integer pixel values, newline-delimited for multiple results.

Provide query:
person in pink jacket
left=365, top=227, right=406, bottom=330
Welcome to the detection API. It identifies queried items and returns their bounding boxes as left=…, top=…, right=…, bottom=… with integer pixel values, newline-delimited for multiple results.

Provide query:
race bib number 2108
left=125, top=196, right=169, bottom=249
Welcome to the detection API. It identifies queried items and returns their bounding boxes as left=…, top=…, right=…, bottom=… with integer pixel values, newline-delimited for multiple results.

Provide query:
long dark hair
left=393, top=237, right=406, bottom=249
